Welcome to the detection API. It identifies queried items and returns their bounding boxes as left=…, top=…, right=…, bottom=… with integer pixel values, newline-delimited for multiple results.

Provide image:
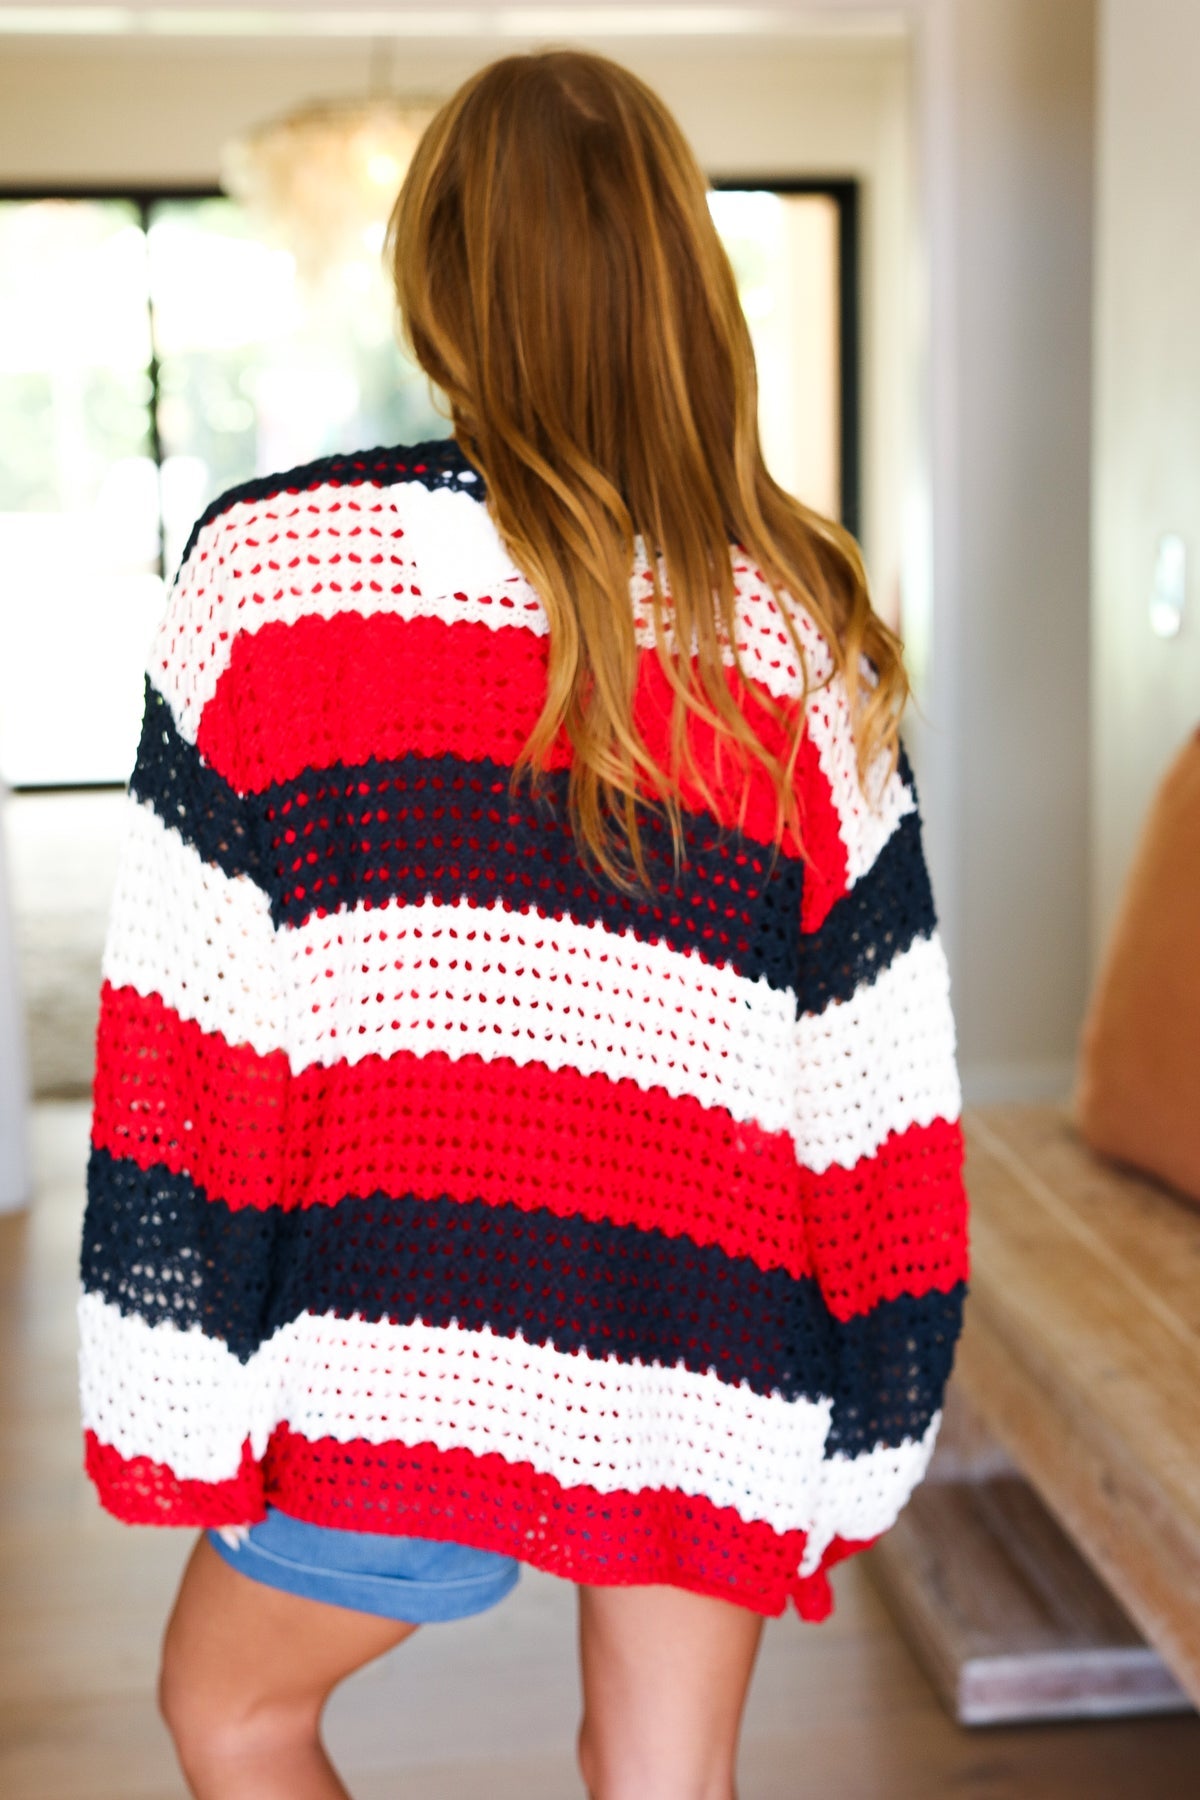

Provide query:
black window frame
left=708, top=174, right=861, bottom=544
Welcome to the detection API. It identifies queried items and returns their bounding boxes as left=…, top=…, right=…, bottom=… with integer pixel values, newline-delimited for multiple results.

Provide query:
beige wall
left=1091, top=0, right=1200, bottom=961
left=904, top=0, right=1095, bottom=1100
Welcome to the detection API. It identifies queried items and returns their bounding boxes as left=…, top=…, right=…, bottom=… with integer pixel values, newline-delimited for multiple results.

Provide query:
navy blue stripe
left=129, top=680, right=262, bottom=883
left=130, top=684, right=933, bottom=1009
left=130, top=682, right=807, bottom=991
left=258, top=754, right=808, bottom=989
left=82, top=1149, right=964, bottom=1457
left=178, top=436, right=479, bottom=571
left=799, top=807, right=936, bottom=1013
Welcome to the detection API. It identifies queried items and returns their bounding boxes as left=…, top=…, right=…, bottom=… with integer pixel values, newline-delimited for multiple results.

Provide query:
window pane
left=709, top=190, right=841, bottom=520
left=147, top=197, right=446, bottom=578
left=0, top=199, right=164, bottom=787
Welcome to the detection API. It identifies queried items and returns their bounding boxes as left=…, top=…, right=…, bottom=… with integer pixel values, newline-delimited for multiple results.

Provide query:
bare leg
left=576, top=1583, right=765, bottom=1800
left=159, top=1534, right=418, bottom=1800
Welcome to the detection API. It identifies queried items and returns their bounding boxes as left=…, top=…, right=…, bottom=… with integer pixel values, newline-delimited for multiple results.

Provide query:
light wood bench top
left=958, top=1105, right=1200, bottom=1705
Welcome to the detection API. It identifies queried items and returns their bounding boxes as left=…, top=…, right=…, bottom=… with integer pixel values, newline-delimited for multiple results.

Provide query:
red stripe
left=84, top=1429, right=267, bottom=1528
left=630, top=645, right=836, bottom=865
left=92, top=983, right=292, bottom=1209
left=93, top=982, right=967, bottom=1315
left=196, top=613, right=560, bottom=794
left=802, top=1116, right=969, bottom=1322
left=192, top=609, right=847, bottom=868
left=93, top=983, right=965, bottom=1310
left=83, top=1426, right=875, bottom=1620
left=91, top=981, right=812, bottom=1280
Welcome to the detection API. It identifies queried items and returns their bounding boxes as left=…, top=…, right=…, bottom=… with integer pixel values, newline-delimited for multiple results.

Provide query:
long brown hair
left=388, top=48, right=906, bottom=883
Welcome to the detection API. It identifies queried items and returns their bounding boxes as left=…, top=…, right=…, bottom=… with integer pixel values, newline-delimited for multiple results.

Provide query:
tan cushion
left=1075, top=727, right=1200, bottom=1203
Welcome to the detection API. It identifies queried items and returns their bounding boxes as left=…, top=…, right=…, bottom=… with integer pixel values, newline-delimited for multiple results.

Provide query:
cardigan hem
left=83, top=1428, right=881, bottom=1623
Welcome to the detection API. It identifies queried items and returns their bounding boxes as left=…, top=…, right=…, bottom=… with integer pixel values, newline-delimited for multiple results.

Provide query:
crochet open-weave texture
left=79, top=437, right=968, bottom=1620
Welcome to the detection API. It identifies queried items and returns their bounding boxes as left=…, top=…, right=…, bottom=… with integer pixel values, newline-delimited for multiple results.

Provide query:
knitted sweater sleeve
left=784, top=664, right=967, bottom=1584
left=78, top=539, right=284, bottom=1525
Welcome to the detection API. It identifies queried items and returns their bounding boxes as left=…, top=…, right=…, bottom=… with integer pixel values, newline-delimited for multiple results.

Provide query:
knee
left=158, top=1634, right=318, bottom=1784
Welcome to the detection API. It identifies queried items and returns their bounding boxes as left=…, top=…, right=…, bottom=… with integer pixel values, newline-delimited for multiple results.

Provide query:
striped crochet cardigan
left=78, top=436, right=968, bottom=1621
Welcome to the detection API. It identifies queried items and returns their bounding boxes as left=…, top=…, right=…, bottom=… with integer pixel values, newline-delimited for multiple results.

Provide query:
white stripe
left=102, top=804, right=960, bottom=1163
left=793, top=933, right=962, bottom=1174
left=282, top=892, right=797, bottom=1131
left=79, top=1290, right=266, bottom=1484
left=162, top=482, right=819, bottom=748
left=798, top=1413, right=941, bottom=1574
left=101, top=798, right=283, bottom=1056
left=802, top=661, right=916, bottom=886
left=155, top=480, right=547, bottom=745
left=78, top=1295, right=937, bottom=1547
left=102, top=805, right=798, bottom=1135
left=157, top=472, right=918, bottom=894
left=157, top=478, right=912, bottom=888
left=714, top=563, right=917, bottom=885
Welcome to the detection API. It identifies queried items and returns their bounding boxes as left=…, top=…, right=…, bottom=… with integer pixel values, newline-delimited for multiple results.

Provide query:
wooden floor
left=4, top=1105, right=1200, bottom=1799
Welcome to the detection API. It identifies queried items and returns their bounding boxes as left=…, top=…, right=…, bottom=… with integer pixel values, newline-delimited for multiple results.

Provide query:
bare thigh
left=160, top=1534, right=418, bottom=1800
left=577, top=1583, right=765, bottom=1800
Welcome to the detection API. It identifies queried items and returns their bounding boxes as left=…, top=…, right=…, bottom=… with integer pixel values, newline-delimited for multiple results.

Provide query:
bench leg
left=866, top=1388, right=1194, bottom=1726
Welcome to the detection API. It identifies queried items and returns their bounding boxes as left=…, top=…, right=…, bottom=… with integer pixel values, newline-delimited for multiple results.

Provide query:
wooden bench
left=867, top=1105, right=1200, bottom=1726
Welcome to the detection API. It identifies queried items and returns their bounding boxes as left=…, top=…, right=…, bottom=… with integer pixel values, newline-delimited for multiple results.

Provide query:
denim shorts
left=206, top=1507, right=520, bottom=1623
